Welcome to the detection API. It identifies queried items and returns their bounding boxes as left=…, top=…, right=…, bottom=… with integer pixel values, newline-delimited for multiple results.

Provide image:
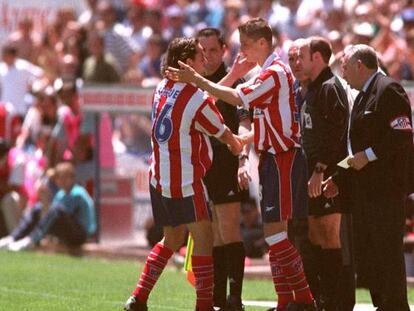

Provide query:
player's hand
left=228, top=134, right=243, bottom=155
left=308, top=171, right=324, bottom=198
left=238, top=158, right=251, bottom=190
left=166, top=60, right=197, bottom=83
left=239, top=131, right=254, bottom=146
left=229, top=53, right=257, bottom=79
left=347, top=151, right=369, bottom=171
left=322, top=177, right=339, bottom=198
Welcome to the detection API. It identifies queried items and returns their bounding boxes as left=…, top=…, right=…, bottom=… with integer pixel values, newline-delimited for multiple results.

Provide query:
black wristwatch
left=314, top=164, right=326, bottom=174
left=239, top=154, right=249, bottom=161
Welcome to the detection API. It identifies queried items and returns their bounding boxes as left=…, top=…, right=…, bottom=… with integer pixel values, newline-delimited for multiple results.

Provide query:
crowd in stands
left=0, top=0, right=414, bottom=250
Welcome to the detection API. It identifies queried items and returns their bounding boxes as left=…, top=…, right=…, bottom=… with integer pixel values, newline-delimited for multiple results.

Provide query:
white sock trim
left=265, top=231, right=288, bottom=246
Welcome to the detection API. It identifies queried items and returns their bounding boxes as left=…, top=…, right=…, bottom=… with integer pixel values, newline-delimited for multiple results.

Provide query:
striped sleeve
left=236, top=69, right=278, bottom=110
left=194, top=97, right=225, bottom=137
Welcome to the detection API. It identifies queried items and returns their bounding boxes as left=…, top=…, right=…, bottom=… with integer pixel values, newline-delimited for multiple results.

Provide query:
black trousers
left=12, top=203, right=87, bottom=246
left=352, top=181, right=410, bottom=311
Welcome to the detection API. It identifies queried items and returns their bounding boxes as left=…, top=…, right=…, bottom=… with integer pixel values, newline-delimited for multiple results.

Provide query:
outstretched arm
left=168, top=61, right=242, bottom=106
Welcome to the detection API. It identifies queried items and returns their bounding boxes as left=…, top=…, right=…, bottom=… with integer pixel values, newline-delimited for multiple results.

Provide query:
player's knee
left=308, top=222, right=322, bottom=245
left=219, top=223, right=241, bottom=244
left=162, top=240, right=182, bottom=252
left=163, top=235, right=185, bottom=252
left=319, top=225, right=341, bottom=248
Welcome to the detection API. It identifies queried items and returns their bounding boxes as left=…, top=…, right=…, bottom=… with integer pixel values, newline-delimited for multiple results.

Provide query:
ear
left=259, top=37, right=267, bottom=48
left=185, top=58, right=194, bottom=67
left=311, top=51, right=321, bottom=62
left=356, top=59, right=363, bottom=70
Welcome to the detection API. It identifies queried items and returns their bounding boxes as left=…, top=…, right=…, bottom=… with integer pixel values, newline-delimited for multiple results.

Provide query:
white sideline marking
left=243, top=300, right=414, bottom=310
left=1, top=287, right=412, bottom=310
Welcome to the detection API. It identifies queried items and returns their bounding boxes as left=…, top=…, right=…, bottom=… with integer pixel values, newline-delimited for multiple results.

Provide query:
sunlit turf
left=0, top=251, right=413, bottom=310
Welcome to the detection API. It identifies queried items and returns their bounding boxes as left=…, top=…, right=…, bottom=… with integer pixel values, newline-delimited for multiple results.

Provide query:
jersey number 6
left=154, top=102, right=173, bottom=144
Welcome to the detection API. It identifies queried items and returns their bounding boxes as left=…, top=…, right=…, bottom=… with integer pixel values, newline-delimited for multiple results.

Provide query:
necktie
left=353, top=90, right=365, bottom=109
left=347, top=91, right=365, bottom=155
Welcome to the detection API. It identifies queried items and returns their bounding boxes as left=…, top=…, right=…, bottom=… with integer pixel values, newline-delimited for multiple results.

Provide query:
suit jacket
left=349, top=73, right=413, bottom=198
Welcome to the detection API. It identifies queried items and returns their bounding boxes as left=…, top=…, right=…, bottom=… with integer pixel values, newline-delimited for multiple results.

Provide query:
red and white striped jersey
left=149, top=79, right=226, bottom=198
left=236, top=53, right=300, bottom=154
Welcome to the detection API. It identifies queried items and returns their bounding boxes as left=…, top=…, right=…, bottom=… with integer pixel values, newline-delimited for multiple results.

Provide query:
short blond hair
left=55, top=162, right=75, bottom=178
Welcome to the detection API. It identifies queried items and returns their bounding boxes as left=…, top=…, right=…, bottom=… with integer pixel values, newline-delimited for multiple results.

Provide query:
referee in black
left=197, top=28, right=249, bottom=311
left=297, top=37, right=354, bottom=311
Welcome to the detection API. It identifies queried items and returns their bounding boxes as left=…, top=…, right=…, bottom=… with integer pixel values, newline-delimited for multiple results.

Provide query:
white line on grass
left=243, top=300, right=414, bottom=310
left=1, top=287, right=412, bottom=311
left=0, top=286, right=190, bottom=310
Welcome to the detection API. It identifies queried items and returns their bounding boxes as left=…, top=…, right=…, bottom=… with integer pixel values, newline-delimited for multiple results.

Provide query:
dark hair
left=2, top=44, right=17, bottom=57
left=238, top=17, right=273, bottom=47
left=0, top=139, right=10, bottom=158
left=196, top=27, right=226, bottom=47
left=347, top=44, right=379, bottom=70
left=165, top=37, right=198, bottom=70
left=309, top=36, right=332, bottom=64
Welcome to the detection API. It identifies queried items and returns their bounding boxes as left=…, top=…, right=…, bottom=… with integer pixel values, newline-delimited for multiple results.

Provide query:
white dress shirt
left=0, top=59, right=43, bottom=115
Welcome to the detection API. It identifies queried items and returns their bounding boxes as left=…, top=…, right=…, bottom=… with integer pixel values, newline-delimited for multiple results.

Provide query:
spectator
left=8, top=17, right=41, bottom=63
left=124, top=1, right=152, bottom=56
left=0, top=101, right=21, bottom=145
left=162, top=4, right=195, bottom=42
left=83, top=31, right=121, bottom=83
left=0, top=140, right=27, bottom=236
left=138, top=34, right=165, bottom=84
left=34, top=23, right=61, bottom=82
left=0, top=44, right=44, bottom=117
left=78, top=0, right=100, bottom=27
left=96, top=0, right=135, bottom=72
left=0, top=162, right=96, bottom=251
left=144, top=8, right=163, bottom=35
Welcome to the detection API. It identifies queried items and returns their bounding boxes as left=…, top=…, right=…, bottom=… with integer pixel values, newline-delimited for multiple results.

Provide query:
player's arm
left=168, top=61, right=243, bottom=106
left=195, top=97, right=244, bottom=155
left=237, top=114, right=253, bottom=190
left=217, top=54, right=257, bottom=87
left=217, top=126, right=243, bottom=156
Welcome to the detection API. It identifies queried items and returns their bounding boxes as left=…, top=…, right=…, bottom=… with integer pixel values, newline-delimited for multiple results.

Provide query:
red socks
left=132, top=243, right=173, bottom=302
left=192, top=255, right=214, bottom=311
left=269, top=250, right=294, bottom=310
left=269, top=238, right=314, bottom=306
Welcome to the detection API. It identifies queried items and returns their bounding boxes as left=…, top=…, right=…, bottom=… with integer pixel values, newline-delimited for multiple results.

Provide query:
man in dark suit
left=339, top=44, right=413, bottom=310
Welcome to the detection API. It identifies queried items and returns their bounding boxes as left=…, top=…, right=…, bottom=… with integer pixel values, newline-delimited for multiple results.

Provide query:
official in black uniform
left=197, top=28, right=249, bottom=311
left=297, top=37, right=354, bottom=311
left=340, top=44, right=413, bottom=310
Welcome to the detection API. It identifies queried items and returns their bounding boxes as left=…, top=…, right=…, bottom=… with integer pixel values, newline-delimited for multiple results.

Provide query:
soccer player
left=168, top=18, right=316, bottom=311
left=124, top=37, right=244, bottom=311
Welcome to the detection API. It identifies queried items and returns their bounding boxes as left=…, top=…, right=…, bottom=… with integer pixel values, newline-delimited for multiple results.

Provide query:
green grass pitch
left=0, top=251, right=412, bottom=310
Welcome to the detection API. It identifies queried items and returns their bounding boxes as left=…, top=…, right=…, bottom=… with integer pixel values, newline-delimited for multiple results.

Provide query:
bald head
left=288, top=39, right=309, bottom=83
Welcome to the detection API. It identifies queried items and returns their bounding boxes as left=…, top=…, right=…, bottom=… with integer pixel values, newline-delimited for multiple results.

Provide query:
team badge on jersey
left=390, top=116, right=412, bottom=131
left=253, top=107, right=264, bottom=117
left=303, top=112, right=313, bottom=129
